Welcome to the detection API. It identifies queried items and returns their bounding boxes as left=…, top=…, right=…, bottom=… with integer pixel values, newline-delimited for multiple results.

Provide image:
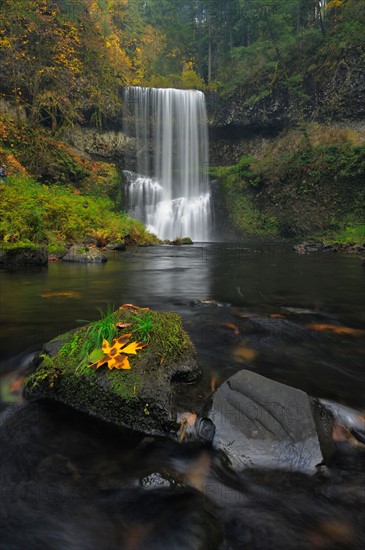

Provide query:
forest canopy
left=1, top=0, right=364, bottom=133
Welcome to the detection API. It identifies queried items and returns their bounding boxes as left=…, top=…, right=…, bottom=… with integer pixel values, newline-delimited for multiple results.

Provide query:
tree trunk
left=208, top=14, right=212, bottom=84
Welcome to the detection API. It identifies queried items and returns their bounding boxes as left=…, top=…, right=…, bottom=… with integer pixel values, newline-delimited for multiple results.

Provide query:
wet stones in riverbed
left=205, top=370, right=334, bottom=473
left=0, top=401, right=223, bottom=550
left=23, top=308, right=201, bottom=438
left=62, top=245, right=107, bottom=263
left=294, top=241, right=365, bottom=255
left=189, top=298, right=231, bottom=308
left=104, top=241, right=126, bottom=251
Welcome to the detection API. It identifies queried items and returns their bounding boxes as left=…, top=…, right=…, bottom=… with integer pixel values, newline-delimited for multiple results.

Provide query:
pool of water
left=1, top=242, right=364, bottom=406
left=1, top=242, right=364, bottom=549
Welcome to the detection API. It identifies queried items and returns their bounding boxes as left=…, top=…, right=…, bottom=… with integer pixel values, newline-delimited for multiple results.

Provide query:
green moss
left=106, top=369, right=142, bottom=402
left=24, top=368, right=50, bottom=390
left=116, top=309, right=194, bottom=364
left=0, top=241, right=42, bottom=251
left=59, top=332, right=81, bottom=359
left=320, top=223, right=365, bottom=245
left=221, top=168, right=279, bottom=237
left=76, top=246, right=89, bottom=254
left=47, top=243, right=67, bottom=255
left=25, top=308, right=195, bottom=410
left=172, top=237, right=193, bottom=245
left=147, top=311, right=194, bottom=362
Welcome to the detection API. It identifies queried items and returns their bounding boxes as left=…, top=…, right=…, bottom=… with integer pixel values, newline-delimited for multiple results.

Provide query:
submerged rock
left=62, top=245, right=107, bottom=263
left=24, top=308, right=201, bottom=437
left=189, top=299, right=231, bottom=308
left=172, top=237, right=194, bottom=245
left=206, top=370, right=333, bottom=473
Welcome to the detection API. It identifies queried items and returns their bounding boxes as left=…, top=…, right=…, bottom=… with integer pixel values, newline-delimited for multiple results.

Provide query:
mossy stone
left=24, top=308, right=201, bottom=437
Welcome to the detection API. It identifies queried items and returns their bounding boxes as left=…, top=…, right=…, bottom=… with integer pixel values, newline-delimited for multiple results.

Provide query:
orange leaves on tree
left=88, top=333, right=147, bottom=371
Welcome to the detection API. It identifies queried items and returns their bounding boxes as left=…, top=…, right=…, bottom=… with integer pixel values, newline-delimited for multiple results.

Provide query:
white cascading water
left=123, top=87, right=211, bottom=241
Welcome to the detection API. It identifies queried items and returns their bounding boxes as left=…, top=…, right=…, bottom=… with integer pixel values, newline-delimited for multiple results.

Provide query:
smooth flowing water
left=1, top=243, right=364, bottom=549
left=123, top=87, right=211, bottom=241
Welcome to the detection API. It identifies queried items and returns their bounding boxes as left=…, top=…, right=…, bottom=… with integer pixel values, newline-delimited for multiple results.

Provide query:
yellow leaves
left=40, top=291, right=81, bottom=299
left=325, top=0, right=344, bottom=9
left=88, top=334, right=147, bottom=371
left=233, top=345, right=257, bottom=363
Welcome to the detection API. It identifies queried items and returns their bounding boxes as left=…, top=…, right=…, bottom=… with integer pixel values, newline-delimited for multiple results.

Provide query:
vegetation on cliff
left=0, top=116, right=158, bottom=248
left=216, top=124, right=365, bottom=241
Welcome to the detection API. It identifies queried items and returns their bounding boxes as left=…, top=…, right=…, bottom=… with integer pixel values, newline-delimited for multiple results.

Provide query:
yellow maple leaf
left=88, top=334, right=146, bottom=371
left=121, top=341, right=146, bottom=355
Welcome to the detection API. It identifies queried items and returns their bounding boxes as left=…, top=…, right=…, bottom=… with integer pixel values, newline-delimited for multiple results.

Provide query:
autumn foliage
left=88, top=333, right=147, bottom=371
left=0, top=0, right=163, bottom=132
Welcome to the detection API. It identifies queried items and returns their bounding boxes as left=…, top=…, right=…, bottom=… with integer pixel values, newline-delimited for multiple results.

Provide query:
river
left=0, top=242, right=364, bottom=549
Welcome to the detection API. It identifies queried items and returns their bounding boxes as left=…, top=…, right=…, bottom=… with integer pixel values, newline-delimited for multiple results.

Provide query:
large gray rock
left=64, top=125, right=134, bottom=159
left=62, top=245, right=107, bottom=263
left=207, top=370, right=333, bottom=473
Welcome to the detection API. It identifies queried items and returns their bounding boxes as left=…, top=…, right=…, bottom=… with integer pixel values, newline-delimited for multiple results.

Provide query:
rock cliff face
left=207, top=47, right=365, bottom=164
left=61, top=47, right=365, bottom=167
left=64, top=125, right=134, bottom=163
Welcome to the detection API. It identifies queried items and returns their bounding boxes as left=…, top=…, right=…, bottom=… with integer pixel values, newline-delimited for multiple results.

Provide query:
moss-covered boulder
left=62, top=245, right=107, bottom=263
left=24, top=307, right=200, bottom=437
left=0, top=243, right=48, bottom=265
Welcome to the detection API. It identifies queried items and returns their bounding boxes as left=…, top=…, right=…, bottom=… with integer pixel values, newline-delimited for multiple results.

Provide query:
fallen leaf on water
left=119, top=304, right=150, bottom=311
left=123, top=522, right=155, bottom=550
left=9, top=376, right=25, bottom=393
left=210, top=374, right=218, bottom=393
left=184, top=450, right=211, bottom=493
left=233, top=345, right=257, bottom=363
left=308, top=518, right=355, bottom=548
left=307, top=323, right=365, bottom=336
left=332, top=422, right=365, bottom=448
left=41, top=291, right=81, bottom=299
left=224, top=322, right=240, bottom=335
left=236, top=311, right=259, bottom=319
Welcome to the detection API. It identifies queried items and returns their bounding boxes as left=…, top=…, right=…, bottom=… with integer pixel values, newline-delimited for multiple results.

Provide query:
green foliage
left=321, top=224, right=365, bottom=245
left=47, top=242, right=67, bottom=256
left=132, top=311, right=155, bottom=343
left=39, top=354, right=55, bottom=369
left=77, top=305, right=118, bottom=367
left=0, top=241, right=41, bottom=250
left=219, top=125, right=365, bottom=239
left=232, top=156, right=262, bottom=188
left=0, top=175, right=157, bottom=246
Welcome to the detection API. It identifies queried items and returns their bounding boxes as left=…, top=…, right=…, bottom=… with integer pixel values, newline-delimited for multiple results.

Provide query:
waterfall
left=123, top=87, right=211, bottom=241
